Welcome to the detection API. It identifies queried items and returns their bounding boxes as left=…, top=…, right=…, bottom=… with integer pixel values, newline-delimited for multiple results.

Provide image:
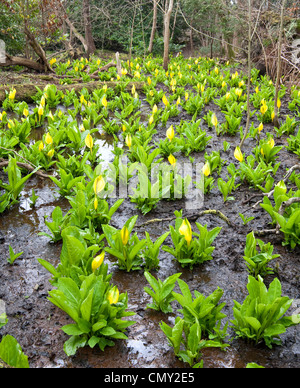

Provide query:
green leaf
left=80, top=288, right=94, bottom=322
left=63, top=336, right=87, bottom=356
left=245, top=317, right=261, bottom=332
left=0, top=335, right=29, bottom=368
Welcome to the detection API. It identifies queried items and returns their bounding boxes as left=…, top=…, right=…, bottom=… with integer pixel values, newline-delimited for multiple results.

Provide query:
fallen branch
left=252, top=164, right=300, bottom=208
left=0, top=160, right=50, bottom=179
left=136, top=209, right=233, bottom=228
left=253, top=229, right=278, bottom=237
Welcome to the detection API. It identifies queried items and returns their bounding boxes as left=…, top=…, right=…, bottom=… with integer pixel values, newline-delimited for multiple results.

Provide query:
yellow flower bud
left=211, top=113, right=218, bottom=127
left=47, top=149, right=54, bottom=158
left=9, top=88, right=16, bottom=100
left=234, top=146, right=244, bottom=162
left=92, top=252, right=105, bottom=272
left=179, top=219, right=193, bottom=247
left=202, top=162, right=211, bottom=177
left=38, top=105, right=44, bottom=117
left=120, top=226, right=129, bottom=246
left=166, top=125, right=175, bottom=142
left=45, top=133, right=53, bottom=145
left=168, top=154, right=176, bottom=167
left=93, top=175, right=105, bottom=195
left=102, top=96, right=108, bottom=109
left=94, top=196, right=98, bottom=210
left=125, top=134, right=132, bottom=149
left=107, top=286, right=119, bottom=305
left=85, top=133, right=93, bottom=149
left=277, top=98, right=281, bottom=109
left=162, top=95, right=169, bottom=107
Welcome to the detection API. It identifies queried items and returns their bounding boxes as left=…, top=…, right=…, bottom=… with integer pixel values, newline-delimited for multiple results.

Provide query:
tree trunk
left=24, top=26, right=53, bottom=72
left=273, top=0, right=286, bottom=129
left=148, top=0, right=158, bottom=53
left=163, top=0, right=174, bottom=71
left=240, top=0, right=252, bottom=149
left=0, top=55, right=46, bottom=72
left=83, top=0, right=96, bottom=57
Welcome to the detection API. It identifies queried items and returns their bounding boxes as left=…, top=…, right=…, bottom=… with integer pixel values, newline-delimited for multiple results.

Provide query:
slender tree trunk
left=83, top=0, right=96, bottom=57
left=129, top=4, right=137, bottom=63
left=163, top=0, right=174, bottom=71
left=273, top=0, right=286, bottom=129
left=148, top=0, right=158, bottom=53
left=240, top=0, right=252, bottom=149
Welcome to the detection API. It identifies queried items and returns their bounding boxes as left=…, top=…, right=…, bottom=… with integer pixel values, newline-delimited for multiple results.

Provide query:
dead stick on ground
left=252, top=164, right=300, bottom=208
left=0, top=160, right=50, bottom=179
left=136, top=209, right=233, bottom=228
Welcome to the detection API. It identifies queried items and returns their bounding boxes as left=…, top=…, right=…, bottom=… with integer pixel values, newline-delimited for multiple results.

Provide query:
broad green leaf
left=0, top=335, right=29, bottom=368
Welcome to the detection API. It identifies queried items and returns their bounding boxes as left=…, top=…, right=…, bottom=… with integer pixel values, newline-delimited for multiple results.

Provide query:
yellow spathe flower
left=45, top=133, right=53, bottom=145
left=225, top=92, right=231, bottom=101
left=202, top=162, right=211, bottom=177
left=235, top=88, right=243, bottom=98
left=38, top=141, right=44, bottom=152
left=268, top=138, right=275, bottom=148
left=271, top=111, right=275, bottom=121
left=97, top=59, right=101, bottom=66
left=91, top=251, right=105, bottom=272
left=185, top=92, right=189, bottom=101
left=179, top=219, right=193, bottom=247
left=107, top=286, right=119, bottom=305
left=131, top=85, right=136, bottom=95
left=258, top=122, right=264, bottom=132
left=93, top=175, right=106, bottom=195
left=9, top=88, right=16, bottom=100
left=94, top=196, right=98, bottom=210
left=23, top=108, right=29, bottom=117
left=234, top=146, right=244, bottom=162
left=166, top=125, right=175, bottom=142
left=277, top=98, right=281, bottom=109
left=149, top=115, right=154, bottom=125
left=125, top=134, right=132, bottom=149
left=120, top=226, right=129, bottom=246
left=162, top=95, right=169, bottom=107
left=260, top=103, right=268, bottom=115
left=168, top=154, right=176, bottom=167
left=255, top=87, right=259, bottom=94
left=80, top=94, right=86, bottom=104
left=152, top=104, right=158, bottom=114
left=147, top=77, right=152, bottom=86
left=38, top=105, right=44, bottom=117
left=49, top=58, right=56, bottom=66
left=47, top=149, right=54, bottom=158
left=102, top=96, right=108, bottom=108
left=85, top=133, right=93, bottom=149
left=211, top=113, right=218, bottom=127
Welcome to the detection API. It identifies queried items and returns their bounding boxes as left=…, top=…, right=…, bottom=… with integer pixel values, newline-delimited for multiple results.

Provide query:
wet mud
left=0, top=94, right=299, bottom=369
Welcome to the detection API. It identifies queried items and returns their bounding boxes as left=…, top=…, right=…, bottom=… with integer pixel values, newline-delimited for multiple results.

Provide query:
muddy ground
left=0, top=86, right=299, bottom=369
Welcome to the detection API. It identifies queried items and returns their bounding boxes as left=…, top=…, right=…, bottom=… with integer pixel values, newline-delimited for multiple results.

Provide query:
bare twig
left=136, top=209, right=233, bottom=228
